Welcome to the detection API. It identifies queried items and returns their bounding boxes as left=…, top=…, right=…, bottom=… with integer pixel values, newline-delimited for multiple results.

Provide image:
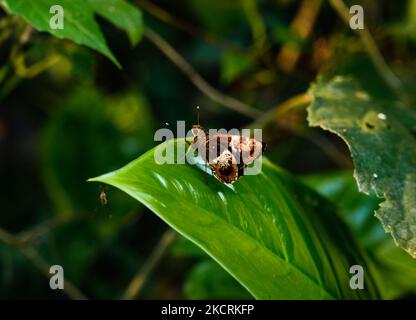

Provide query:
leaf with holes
left=307, top=76, right=416, bottom=258
left=89, top=138, right=381, bottom=299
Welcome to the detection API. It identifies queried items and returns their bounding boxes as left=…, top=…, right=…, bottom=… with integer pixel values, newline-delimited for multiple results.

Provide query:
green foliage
left=172, top=236, right=251, bottom=298
left=308, top=76, right=416, bottom=258
left=88, top=0, right=143, bottom=46
left=172, top=236, right=251, bottom=299
left=1, top=0, right=415, bottom=300
left=33, top=82, right=157, bottom=296
left=90, top=139, right=381, bottom=299
left=42, top=83, right=154, bottom=215
left=2, top=0, right=143, bottom=67
left=303, top=171, right=383, bottom=249
left=187, top=0, right=244, bottom=36
left=184, top=260, right=252, bottom=299
left=304, top=171, right=416, bottom=298
left=221, top=51, right=254, bottom=84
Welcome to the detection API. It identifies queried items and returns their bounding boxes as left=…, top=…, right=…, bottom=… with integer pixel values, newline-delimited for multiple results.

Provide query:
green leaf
left=304, top=171, right=416, bottom=298
left=221, top=51, right=254, bottom=84
left=89, top=138, right=380, bottom=299
left=303, top=171, right=383, bottom=250
left=3, top=0, right=144, bottom=67
left=173, top=236, right=252, bottom=298
left=307, top=76, right=416, bottom=258
left=172, top=236, right=210, bottom=260
left=376, top=240, right=416, bottom=298
left=88, top=0, right=143, bottom=46
left=184, top=260, right=252, bottom=299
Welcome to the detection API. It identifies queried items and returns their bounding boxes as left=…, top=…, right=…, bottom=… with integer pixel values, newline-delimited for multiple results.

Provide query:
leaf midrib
left=106, top=173, right=338, bottom=300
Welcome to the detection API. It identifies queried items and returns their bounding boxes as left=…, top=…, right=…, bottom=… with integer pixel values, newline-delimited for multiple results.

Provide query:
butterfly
left=190, top=125, right=266, bottom=184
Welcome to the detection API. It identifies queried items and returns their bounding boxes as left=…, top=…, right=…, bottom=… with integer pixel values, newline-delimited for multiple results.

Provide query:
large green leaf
left=303, top=171, right=383, bottom=250
left=307, top=76, right=416, bottom=258
left=2, top=0, right=143, bottom=67
left=89, top=138, right=381, bottom=299
left=184, top=260, right=252, bottom=299
left=304, top=171, right=416, bottom=298
left=173, top=236, right=251, bottom=299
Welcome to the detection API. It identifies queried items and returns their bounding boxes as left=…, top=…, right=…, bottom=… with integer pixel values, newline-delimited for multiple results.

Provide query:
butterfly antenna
left=196, top=105, right=200, bottom=126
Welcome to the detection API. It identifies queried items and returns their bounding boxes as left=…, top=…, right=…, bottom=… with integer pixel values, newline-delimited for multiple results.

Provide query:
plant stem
left=143, top=27, right=262, bottom=119
left=277, top=0, right=323, bottom=72
left=250, top=92, right=312, bottom=128
left=135, top=0, right=243, bottom=53
left=329, top=0, right=408, bottom=101
left=250, top=92, right=351, bottom=167
left=122, top=229, right=177, bottom=300
left=0, top=226, right=88, bottom=300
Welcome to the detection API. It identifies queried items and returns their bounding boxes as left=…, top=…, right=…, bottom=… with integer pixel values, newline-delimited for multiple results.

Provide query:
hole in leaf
left=361, top=111, right=388, bottom=132
left=365, top=122, right=375, bottom=130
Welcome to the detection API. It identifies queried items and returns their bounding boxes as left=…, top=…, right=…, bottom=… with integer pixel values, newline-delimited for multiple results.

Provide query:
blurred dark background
left=0, top=0, right=415, bottom=299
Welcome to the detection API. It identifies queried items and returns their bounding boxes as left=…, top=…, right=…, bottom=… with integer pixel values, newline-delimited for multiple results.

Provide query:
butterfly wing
left=229, top=135, right=264, bottom=165
left=192, top=131, right=265, bottom=183
left=210, top=150, right=239, bottom=184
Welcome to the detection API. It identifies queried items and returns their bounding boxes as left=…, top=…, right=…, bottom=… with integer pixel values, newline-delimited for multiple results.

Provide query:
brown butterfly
left=190, top=125, right=266, bottom=184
